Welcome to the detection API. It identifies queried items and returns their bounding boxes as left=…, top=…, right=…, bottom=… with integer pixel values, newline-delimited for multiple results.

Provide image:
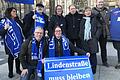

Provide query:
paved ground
left=0, top=42, right=120, bottom=80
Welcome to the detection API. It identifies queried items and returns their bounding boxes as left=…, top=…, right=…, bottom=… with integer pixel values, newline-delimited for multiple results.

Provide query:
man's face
left=34, top=27, right=44, bottom=41
left=96, top=0, right=104, bottom=9
left=117, top=0, right=120, bottom=7
left=36, top=6, right=44, bottom=13
left=54, top=27, right=62, bottom=39
left=69, top=5, right=76, bottom=14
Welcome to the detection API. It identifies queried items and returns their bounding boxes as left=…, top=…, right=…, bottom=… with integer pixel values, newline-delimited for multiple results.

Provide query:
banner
left=44, top=56, right=93, bottom=80
left=5, top=0, right=34, bottom=4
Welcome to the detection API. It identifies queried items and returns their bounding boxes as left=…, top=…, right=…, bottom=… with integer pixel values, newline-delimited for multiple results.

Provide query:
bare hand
left=4, top=22, right=9, bottom=30
left=86, top=52, right=90, bottom=57
left=21, top=69, right=28, bottom=77
left=32, top=15, right=36, bottom=19
left=41, top=58, right=45, bottom=63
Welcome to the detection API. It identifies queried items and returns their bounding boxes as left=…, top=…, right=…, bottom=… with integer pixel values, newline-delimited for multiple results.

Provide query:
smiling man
left=92, top=0, right=110, bottom=67
left=20, top=27, right=48, bottom=80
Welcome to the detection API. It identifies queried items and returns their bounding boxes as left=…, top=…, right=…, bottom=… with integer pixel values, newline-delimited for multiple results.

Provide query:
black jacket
left=48, top=15, right=66, bottom=37
left=23, top=11, right=49, bottom=39
left=47, top=36, right=86, bottom=57
left=65, top=12, right=83, bottom=39
left=79, top=15, right=101, bottom=53
left=19, top=37, right=48, bottom=69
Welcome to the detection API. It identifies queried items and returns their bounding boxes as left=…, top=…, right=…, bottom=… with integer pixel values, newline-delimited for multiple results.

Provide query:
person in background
left=92, top=0, right=110, bottom=67
left=47, top=26, right=90, bottom=58
left=109, top=0, right=120, bottom=69
left=65, top=4, right=83, bottom=49
left=23, top=3, right=49, bottom=39
left=79, top=7, right=101, bottom=74
left=48, top=5, right=66, bottom=38
left=20, top=27, right=47, bottom=80
left=0, top=7, right=24, bottom=78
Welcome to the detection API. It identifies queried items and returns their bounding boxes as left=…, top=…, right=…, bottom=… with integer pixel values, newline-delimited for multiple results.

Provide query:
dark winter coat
left=79, top=15, right=101, bottom=53
left=47, top=36, right=86, bottom=57
left=65, top=12, right=83, bottom=39
left=23, top=11, right=49, bottom=39
left=92, top=7, right=110, bottom=38
left=19, top=37, right=48, bottom=69
left=48, top=15, right=66, bottom=37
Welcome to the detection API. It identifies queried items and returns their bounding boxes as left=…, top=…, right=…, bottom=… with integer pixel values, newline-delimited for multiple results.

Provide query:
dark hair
left=5, top=7, right=17, bottom=19
left=55, top=5, right=63, bottom=15
left=83, top=6, right=91, bottom=13
left=53, top=25, right=62, bottom=33
left=68, top=4, right=76, bottom=10
left=36, top=3, right=44, bottom=8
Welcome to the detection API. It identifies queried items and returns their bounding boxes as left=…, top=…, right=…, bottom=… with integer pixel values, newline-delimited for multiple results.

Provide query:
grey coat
left=92, top=7, right=110, bottom=38
left=79, top=15, right=101, bottom=53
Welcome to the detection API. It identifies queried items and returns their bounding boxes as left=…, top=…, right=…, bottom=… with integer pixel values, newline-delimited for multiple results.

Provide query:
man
left=92, top=0, right=110, bottom=67
left=20, top=27, right=47, bottom=80
left=65, top=4, right=82, bottom=48
left=23, top=3, right=49, bottom=39
left=110, top=0, right=120, bottom=69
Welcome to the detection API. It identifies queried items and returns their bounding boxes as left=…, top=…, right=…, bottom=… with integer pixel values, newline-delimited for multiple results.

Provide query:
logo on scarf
left=36, top=16, right=45, bottom=24
left=8, top=26, right=19, bottom=50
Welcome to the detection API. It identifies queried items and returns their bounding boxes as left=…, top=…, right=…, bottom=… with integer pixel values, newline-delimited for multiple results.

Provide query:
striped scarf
left=0, top=18, right=23, bottom=58
left=49, top=35, right=70, bottom=57
left=31, top=37, right=43, bottom=77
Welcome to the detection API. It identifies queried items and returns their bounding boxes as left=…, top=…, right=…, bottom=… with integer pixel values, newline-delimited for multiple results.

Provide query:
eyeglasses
left=55, top=30, right=61, bottom=32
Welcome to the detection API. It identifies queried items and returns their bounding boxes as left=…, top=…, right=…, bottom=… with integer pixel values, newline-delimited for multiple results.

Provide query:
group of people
left=0, top=0, right=120, bottom=80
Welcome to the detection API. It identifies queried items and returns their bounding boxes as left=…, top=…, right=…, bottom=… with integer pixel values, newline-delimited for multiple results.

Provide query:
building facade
left=0, top=0, right=118, bottom=18
left=54, top=0, right=117, bottom=15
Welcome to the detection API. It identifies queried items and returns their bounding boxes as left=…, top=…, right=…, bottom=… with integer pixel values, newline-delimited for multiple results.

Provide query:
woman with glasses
left=47, top=25, right=90, bottom=58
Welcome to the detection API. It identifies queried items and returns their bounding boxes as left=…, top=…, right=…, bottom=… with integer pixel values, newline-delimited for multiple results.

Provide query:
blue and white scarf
left=31, top=37, right=43, bottom=77
left=49, top=35, right=70, bottom=57
left=0, top=18, right=23, bottom=58
left=83, top=17, right=92, bottom=41
left=35, top=12, right=45, bottom=28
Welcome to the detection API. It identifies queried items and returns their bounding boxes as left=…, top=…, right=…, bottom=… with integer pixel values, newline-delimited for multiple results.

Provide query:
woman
left=48, top=26, right=90, bottom=57
left=79, top=7, right=101, bottom=74
left=0, top=7, right=24, bottom=78
left=48, top=5, right=66, bottom=38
